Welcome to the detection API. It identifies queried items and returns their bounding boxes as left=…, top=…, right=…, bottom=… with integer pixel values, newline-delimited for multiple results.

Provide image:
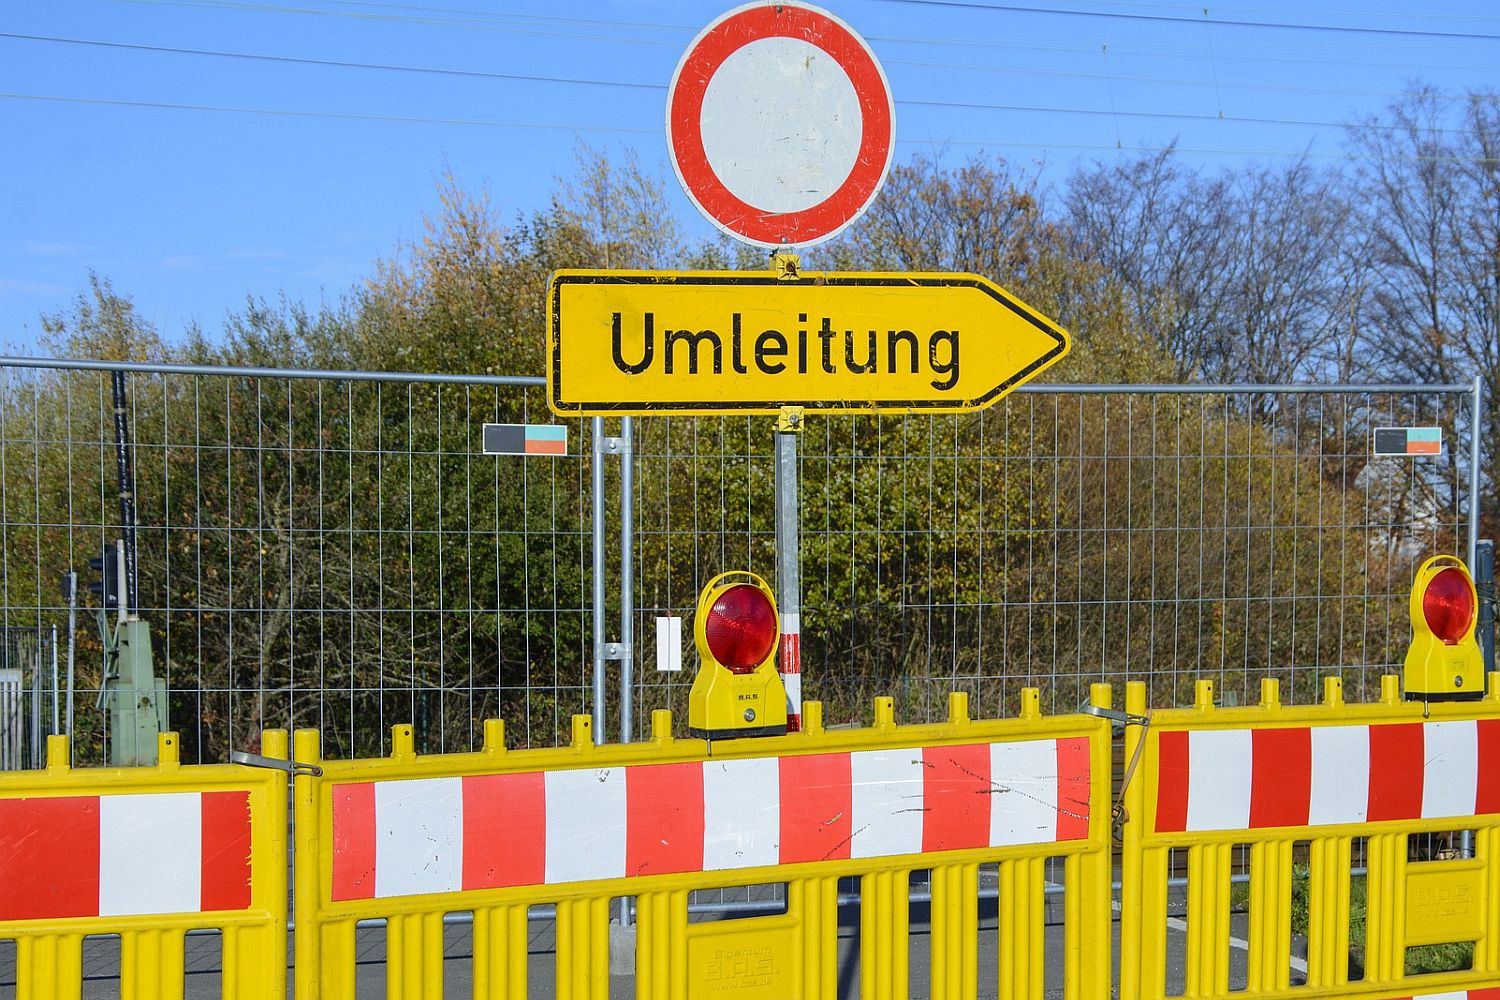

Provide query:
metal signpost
left=548, top=1, right=1074, bottom=739
left=662, top=3, right=899, bottom=728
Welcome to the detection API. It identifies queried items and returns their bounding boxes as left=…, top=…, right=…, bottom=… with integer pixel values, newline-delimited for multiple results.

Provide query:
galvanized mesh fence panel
left=0, top=360, right=1478, bottom=762
left=0, top=628, right=55, bottom=769
left=627, top=389, right=1475, bottom=728
left=0, top=362, right=594, bottom=764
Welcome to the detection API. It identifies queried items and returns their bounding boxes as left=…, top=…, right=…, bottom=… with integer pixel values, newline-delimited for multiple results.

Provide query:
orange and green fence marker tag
left=482, top=423, right=568, bottom=456
left=1373, top=425, right=1442, bottom=456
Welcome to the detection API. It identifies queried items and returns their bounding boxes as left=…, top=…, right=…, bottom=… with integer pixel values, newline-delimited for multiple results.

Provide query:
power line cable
left=864, top=0, right=1500, bottom=42
left=0, top=31, right=661, bottom=90
left=0, top=91, right=657, bottom=134
left=146, top=0, right=1500, bottom=37
left=9, top=28, right=1490, bottom=92
left=3, top=91, right=1491, bottom=165
left=109, top=0, right=687, bottom=45
left=110, top=0, right=1500, bottom=49
left=1, top=31, right=1476, bottom=137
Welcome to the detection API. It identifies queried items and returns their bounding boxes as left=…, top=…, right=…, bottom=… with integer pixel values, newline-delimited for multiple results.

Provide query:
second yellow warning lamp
left=1404, top=554, right=1485, bottom=702
left=687, top=571, right=789, bottom=740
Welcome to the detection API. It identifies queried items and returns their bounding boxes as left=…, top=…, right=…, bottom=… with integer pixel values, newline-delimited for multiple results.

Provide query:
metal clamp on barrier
left=1080, top=704, right=1150, bottom=728
left=232, top=749, right=323, bottom=777
left=1082, top=703, right=1152, bottom=840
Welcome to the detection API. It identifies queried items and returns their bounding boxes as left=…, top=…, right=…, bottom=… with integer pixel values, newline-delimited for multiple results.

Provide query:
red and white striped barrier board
left=1395, top=990, right=1500, bottom=1000
left=1155, top=720, right=1500, bottom=833
left=330, top=738, right=1090, bottom=901
left=0, top=791, right=253, bottom=920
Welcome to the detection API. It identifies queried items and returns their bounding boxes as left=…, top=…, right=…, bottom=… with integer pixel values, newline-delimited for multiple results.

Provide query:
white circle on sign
left=699, top=36, right=863, bottom=216
left=665, top=2, right=894, bottom=247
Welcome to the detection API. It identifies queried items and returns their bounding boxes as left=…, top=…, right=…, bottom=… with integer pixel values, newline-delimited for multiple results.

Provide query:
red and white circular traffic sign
left=666, top=2, right=895, bottom=248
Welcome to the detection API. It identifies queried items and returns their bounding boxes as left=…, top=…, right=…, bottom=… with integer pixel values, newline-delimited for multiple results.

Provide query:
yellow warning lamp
left=1404, top=554, right=1485, bottom=702
left=687, top=571, right=788, bottom=740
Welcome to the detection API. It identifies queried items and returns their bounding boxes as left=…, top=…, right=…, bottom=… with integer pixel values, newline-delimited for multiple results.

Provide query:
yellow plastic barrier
left=1120, top=674, right=1500, bottom=1000
left=292, top=689, right=1114, bottom=1000
left=0, top=730, right=289, bottom=1000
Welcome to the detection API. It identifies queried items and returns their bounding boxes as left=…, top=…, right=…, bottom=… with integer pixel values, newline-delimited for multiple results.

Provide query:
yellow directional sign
left=546, top=269, right=1069, bottom=416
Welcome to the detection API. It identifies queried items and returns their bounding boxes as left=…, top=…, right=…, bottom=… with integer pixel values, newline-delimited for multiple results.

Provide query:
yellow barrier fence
left=0, top=730, right=289, bottom=1000
left=1119, top=673, right=1500, bottom=1000
left=292, top=689, right=1114, bottom=1000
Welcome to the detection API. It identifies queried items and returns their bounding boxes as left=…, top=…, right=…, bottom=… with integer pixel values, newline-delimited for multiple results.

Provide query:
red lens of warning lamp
left=1422, top=567, right=1475, bottom=643
left=703, top=584, right=777, bottom=673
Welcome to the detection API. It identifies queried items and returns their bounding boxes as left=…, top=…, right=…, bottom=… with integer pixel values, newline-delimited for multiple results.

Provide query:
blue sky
left=3, top=0, right=1497, bottom=356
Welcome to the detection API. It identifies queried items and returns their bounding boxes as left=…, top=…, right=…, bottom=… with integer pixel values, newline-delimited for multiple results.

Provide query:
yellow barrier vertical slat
left=473, top=903, right=528, bottom=1000
left=556, top=895, right=609, bottom=1000
left=789, top=874, right=838, bottom=1000
left=121, top=926, right=185, bottom=1000
left=997, top=856, right=1044, bottom=1000
left=1247, top=838, right=1292, bottom=993
left=1306, top=836, right=1350, bottom=989
left=222, top=924, right=240, bottom=1000
left=1062, top=854, right=1081, bottom=1000
left=1184, top=844, right=1207, bottom=998
left=257, top=729, right=291, bottom=1000
left=1138, top=842, right=1170, bottom=1000
left=222, top=920, right=282, bottom=1000
left=17, top=932, right=83, bottom=1000
left=1027, top=857, right=1046, bottom=1000
left=1248, top=841, right=1267, bottom=993
left=928, top=861, right=977, bottom=1000
left=859, top=871, right=874, bottom=997
left=593, top=897, right=611, bottom=1000
left=1278, top=839, right=1294, bottom=992
left=1365, top=830, right=1407, bottom=984
left=1067, top=841, right=1112, bottom=1000
left=637, top=891, right=662, bottom=1000
left=319, top=920, right=358, bottom=999
left=557, top=897, right=583, bottom=1000
left=385, top=910, right=445, bottom=1000
left=895, top=869, right=911, bottom=1000
left=637, top=889, right=688, bottom=1000
left=1119, top=682, right=1149, bottom=1000
left=1073, top=683, right=1114, bottom=1000
left=671, top=890, right=689, bottom=1000
left=1213, top=842, right=1232, bottom=996
left=860, top=868, right=910, bottom=1000
left=997, top=859, right=1015, bottom=1000
left=1478, top=827, right=1500, bottom=975
left=293, top=727, right=325, bottom=1000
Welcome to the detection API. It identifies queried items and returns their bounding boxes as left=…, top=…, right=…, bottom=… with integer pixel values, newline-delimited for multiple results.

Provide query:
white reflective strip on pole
left=775, top=428, right=802, bottom=727
left=782, top=672, right=802, bottom=704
